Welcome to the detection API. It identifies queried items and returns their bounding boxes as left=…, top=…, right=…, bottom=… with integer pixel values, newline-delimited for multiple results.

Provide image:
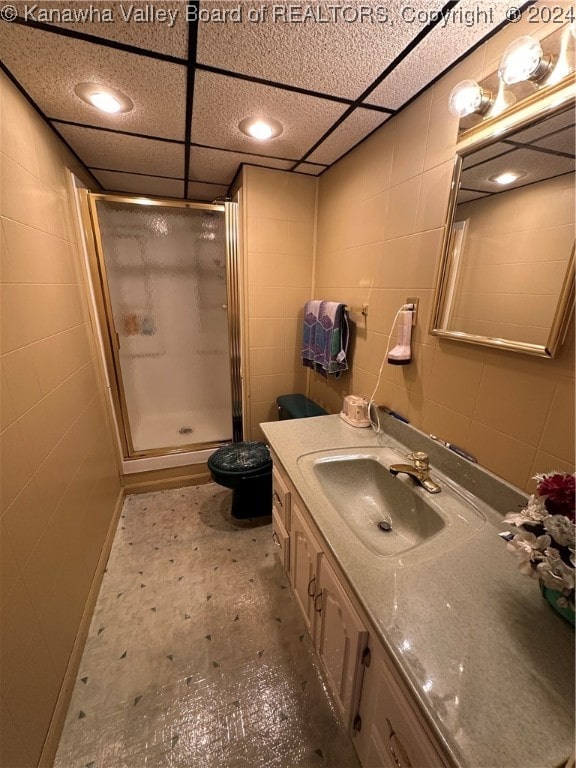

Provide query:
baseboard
left=124, top=470, right=211, bottom=495
left=39, top=486, right=125, bottom=768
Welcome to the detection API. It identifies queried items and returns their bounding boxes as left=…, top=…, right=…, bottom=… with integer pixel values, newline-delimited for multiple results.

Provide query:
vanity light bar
left=449, top=26, right=574, bottom=122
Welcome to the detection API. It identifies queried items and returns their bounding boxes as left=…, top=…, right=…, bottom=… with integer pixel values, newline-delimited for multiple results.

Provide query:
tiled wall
left=0, top=72, right=122, bottom=766
left=454, top=174, right=574, bottom=344
left=309, top=19, right=575, bottom=491
left=241, top=166, right=317, bottom=441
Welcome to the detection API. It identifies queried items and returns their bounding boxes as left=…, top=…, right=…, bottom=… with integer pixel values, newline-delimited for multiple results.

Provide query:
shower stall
left=79, top=193, right=242, bottom=462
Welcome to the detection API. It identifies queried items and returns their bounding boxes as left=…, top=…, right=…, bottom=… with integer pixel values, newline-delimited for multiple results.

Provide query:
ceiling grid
left=0, top=0, right=532, bottom=201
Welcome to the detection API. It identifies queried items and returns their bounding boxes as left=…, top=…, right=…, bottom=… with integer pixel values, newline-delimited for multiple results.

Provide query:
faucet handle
left=406, top=451, right=429, bottom=469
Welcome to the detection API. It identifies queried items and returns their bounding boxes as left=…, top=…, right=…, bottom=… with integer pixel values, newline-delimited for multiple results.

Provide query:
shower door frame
left=78, top=191, right=243, bottom=460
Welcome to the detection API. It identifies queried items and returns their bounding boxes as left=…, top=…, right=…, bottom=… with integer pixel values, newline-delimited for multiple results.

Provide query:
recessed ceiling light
left=238, top=117, right=283, bottom=141
left=74, top=83, right=133, bottom=114
left=489, top=171, right=527, bottom=185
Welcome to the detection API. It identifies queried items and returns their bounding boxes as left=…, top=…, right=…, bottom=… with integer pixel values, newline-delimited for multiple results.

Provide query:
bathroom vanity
left=261, top=414, right=575, bottom=768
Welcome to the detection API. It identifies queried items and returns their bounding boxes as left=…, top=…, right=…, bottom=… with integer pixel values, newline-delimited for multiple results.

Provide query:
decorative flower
left=543, top=515, right=576, bottom=548
left=534, top=472, right=575, bottom=520
left=505, top=472, right=575, bottom=617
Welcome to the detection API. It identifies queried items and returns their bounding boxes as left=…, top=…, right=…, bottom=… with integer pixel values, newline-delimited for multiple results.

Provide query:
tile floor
left=55, top=483, right=361, bottom=768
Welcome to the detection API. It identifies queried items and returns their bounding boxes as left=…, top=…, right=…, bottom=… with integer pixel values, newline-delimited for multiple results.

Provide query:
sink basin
left=297, top=447, right=485, bottom=558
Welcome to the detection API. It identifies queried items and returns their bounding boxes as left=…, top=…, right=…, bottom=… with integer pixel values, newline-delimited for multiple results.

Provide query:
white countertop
left=261, top=414, right=575, bottom=768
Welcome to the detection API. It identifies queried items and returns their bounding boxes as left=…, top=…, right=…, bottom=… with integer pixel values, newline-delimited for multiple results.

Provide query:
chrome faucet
left=389, top=452, right=441, bottom=494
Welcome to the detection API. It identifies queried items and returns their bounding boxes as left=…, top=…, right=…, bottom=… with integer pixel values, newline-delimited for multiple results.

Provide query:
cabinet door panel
left=290, top=502, right=322, bottom=633
left=355, top=642, right=446, bottom=768
left=272, top=508, right=290, bottom=575
left=315, top=557, right=368, bottom=726
left=272, top=465, right=291, bottom=530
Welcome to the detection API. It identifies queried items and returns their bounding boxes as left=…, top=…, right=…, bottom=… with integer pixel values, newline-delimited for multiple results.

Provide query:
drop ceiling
left=0, top=0, right=527, bottom=201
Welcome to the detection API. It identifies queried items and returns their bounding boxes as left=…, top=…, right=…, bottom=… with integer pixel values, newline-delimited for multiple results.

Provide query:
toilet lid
left=209, top=441, right=272, bottom=473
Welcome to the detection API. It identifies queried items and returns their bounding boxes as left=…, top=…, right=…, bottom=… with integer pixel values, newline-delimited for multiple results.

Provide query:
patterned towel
left=301, top=300, right=349, bottom=378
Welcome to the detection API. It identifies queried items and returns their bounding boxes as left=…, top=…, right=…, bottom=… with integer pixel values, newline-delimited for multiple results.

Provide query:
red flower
left=536, top=473, right=575, bottom=521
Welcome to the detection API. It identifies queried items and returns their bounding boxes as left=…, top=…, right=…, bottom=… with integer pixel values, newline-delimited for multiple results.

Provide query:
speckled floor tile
left=55, top=483, right=360, bottom=768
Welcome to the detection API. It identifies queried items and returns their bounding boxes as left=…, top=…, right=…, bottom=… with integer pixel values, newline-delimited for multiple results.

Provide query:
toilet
left=208, top=394, right=328, bottom=519
left=207, top=441, right=273, bottom=519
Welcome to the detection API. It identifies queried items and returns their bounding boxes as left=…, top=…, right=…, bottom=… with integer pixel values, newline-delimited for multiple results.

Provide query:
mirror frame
left=431, top=83, right=575, bottom=359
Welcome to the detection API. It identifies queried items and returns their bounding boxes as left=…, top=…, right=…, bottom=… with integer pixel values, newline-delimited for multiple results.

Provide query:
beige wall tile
left=390, top=91, right=432, bottom=186
left=385, top=177, right=421, bottom=240
left=428, top=342, right=484, bottom=416
left=538, top=377, right=575, bottom=466
left=1, top=345, right=42, bottom=422
left=0, top=155, right=51, bottom=233
left=422, top=400, right=471, bottom=448
left=363, top=121, right=395, bottom=198
left=467, top=421, right=536, bottom=490
left=2, top=478, right=50, bottom=571
left=247, top=251, right=287, bottom=287
left=473, top=352, right=557, bottom=447
left=1, top=218, right=77, bottom=285
left=415, top=161, right=453, bottom=233
left=0, top=420, right=34, bottom=514
left=0, top=521, right=20, bottom=607
left=0, top=577, right=61, bottom=764
left=249, top=347, right=286, bottom=377
left=249, top=318, right=286, bottom=348
left=286, top=251, right=313, bottom=288
left=248, top=286, right=286, bottom=318
left=0, top=695, right=33, bottom=767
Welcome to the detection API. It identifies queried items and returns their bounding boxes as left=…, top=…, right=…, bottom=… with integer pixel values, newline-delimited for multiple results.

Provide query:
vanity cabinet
left=271, top=454, right=451, bottom=768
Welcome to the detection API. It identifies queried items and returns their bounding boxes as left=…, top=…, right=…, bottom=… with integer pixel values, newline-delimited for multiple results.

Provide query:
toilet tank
left=276, top=394, right=328, bottom=420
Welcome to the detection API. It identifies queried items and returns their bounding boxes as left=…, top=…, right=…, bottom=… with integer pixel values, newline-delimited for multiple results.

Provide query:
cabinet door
left=314, top=557, right=368, bottom=727
left=272, top=465, right=291, bottom=530
left=290, top=501, right=322, bottom=634
left=354, top=641, right=446, bottom=768
left=272, top=508, right=290, bottom=574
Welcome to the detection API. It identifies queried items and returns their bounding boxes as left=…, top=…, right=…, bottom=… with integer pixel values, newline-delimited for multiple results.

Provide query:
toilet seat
left=208, top=441, right=272, bottom=476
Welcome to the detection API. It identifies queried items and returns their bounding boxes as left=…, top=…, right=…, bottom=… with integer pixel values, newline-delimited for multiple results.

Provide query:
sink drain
left=178, top=426, right=194, bottom=435
left=377, top=520, right=392, bottom=532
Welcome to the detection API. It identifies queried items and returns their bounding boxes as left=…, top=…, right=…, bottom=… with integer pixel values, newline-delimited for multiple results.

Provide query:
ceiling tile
left=196, top=1, right=426, bottom=100
left=189, top=146, right=293, bottom=185
left=0, top=24, right=186, bottom=139
left=187, top=182, right=229, bottom=202
left=91, top=170, right=184, bottom=198
left=191, top=70, right=347, bottom=160
left=307, top=109, right=389, bottom=165
left=12, top=1, right=188, bottom=58
left=364, top=17, right=495, bottom=109
left=55, top=124, right=184, bottom=177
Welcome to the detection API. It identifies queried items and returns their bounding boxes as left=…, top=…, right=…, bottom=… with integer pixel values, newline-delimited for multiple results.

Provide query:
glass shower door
left=91, top=198, right=234, bottom=456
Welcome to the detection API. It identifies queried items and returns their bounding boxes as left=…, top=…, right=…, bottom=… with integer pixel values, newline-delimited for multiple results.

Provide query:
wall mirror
left=431, top=96, right=575, bottom=358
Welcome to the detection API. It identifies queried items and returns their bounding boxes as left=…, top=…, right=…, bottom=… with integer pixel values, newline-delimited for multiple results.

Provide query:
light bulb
left=247, top=120, right=273, bottom=140
left=499, top=36, right=549, bottom=85
left=490, top=171, right=526, bottom=185
left=74, top=83, right=133, bottom=114
left=448, top=80, right=491, bottom=118
left=238, top=116, right=283, bottom=141
left=89, top=92, right=122, bottom=113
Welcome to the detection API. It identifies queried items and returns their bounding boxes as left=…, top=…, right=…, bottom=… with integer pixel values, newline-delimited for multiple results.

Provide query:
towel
left=301, top=300, right=349, bottom=378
